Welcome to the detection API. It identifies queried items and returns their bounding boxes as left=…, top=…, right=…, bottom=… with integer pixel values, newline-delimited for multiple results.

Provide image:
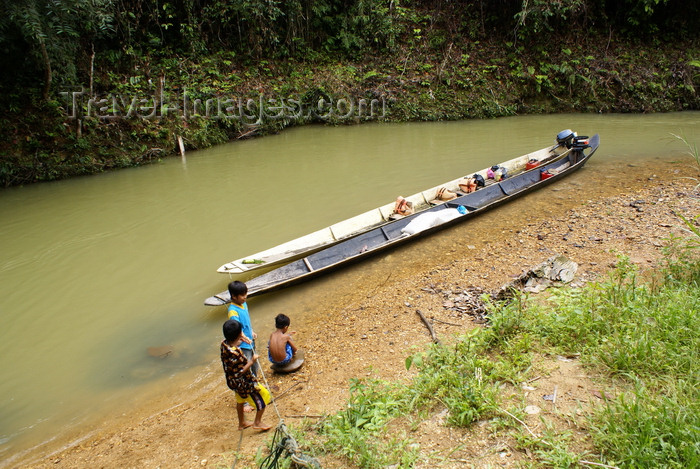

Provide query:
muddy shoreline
left=12, top=161, right=699, bottom=468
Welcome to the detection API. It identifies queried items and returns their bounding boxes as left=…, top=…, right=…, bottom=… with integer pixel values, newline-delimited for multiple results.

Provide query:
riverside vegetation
left=262, top=235, right=699, bottom=467
left=1, top=0, right=699, bottom=186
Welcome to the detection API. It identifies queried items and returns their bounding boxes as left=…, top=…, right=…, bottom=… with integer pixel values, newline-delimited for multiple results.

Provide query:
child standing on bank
left=220, top=319, right=272, bottom=431
left=268, top=314, right=298, bottom=366
left=227, top=281, right=259, bottom=376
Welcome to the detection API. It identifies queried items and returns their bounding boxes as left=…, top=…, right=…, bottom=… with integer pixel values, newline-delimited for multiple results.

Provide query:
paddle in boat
left=205, top=130, right=599, bottom=306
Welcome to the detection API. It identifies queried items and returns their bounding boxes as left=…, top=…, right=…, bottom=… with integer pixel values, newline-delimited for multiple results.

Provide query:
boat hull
left=205, top=134, right=599, bottom=306
left=216, top=142, right=571, bottom=277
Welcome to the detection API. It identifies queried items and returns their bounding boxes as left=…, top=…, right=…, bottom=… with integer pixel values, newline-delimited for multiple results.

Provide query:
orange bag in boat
left=458, top=178, right=477, bottom=193
left=394, top=196, right=414, bottom=216
left=435, top=187, right=457, bottom=201
left=526, top=159, right=539, bottom=170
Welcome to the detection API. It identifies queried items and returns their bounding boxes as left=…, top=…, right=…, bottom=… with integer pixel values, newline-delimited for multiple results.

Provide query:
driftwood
left=237, top=127, right=259, bottom=139
left=416, top=310, right=440, bottom=344
left=438, top=286, right=489, bottom=323
left=493, top=255, right=578, bottom=300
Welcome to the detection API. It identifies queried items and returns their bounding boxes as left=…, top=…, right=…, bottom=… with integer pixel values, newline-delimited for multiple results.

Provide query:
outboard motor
left=569, top=135, right=591, bottom=164
left=556, top=129, right=576, bottom=148
left=572, top=135, right=590, bottom=150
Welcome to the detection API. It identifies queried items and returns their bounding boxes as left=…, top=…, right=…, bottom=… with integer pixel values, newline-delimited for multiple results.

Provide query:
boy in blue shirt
left=227, top=281, right=259, bottom=376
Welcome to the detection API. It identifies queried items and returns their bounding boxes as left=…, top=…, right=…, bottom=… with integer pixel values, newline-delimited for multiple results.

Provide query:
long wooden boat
left=205, top=132, right=599, bottom=306
left=216, top=133, right=576, bottom=277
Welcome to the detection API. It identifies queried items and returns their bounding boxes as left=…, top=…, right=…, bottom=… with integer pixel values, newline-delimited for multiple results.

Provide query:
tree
left=0, top=0, right=114, bottom=101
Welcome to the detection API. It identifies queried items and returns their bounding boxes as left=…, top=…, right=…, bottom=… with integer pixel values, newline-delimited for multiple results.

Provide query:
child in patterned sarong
left=220, top=319, right=272, bottom=431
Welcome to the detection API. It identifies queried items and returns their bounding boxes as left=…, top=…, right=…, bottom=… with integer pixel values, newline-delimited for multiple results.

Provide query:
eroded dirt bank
left=14, top=162, right=699, bottom=469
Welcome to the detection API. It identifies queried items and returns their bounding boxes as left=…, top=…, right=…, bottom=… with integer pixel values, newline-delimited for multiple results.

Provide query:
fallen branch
left=273, top=381, right=304, bottom=401
left=431, top=317, right=464, bottom=327
left=416, top=310, right=440, bottom=344
left=499, top=409, right=544, bottom=444
left=237, top=127, right=259, bottom=139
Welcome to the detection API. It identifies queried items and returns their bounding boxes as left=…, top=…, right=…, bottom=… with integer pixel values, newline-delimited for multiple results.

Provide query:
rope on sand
left=256, top=344, right=321, bottom=469
left=258, top=422, right=321, bottom=469
left=231, top=429, right=245, bottom=469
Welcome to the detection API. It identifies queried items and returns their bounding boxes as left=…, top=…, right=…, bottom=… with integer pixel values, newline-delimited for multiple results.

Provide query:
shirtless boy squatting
left=268, top=314, right=297, bottom=367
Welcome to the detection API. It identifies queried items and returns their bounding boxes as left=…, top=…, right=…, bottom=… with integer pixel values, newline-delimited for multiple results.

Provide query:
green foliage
left=590, top=378, right=700, bottom=468
left=690, top=60, right=700, bottom=80
left=0, top=0, right=114, bottom=98
left=622, top=0, right=669, bottom=29
left=320, top=378, right=419, bottom=468
left=489, top=255, right=699, bottom=467
left=514, top=0, right=586, bottom=40
left=662, top=223, right=700, bottom=284
left=514, top=419, right=582, bottom=467
left=1, top=0, right=698, bottom=104
left=501, top=256, right=700, bottom=381
left=1, top=0, right=700, bottom=186
left=319, top=330, right=525, bottom=466
left=676, top=213, right=700, bottom=250
left=406, top=339, right=501, bottom=426
left=326, top=379, right=406, bottom=433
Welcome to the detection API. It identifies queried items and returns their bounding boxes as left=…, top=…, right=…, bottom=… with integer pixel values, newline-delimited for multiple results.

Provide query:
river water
left=0, top=112, right=698, bottom=464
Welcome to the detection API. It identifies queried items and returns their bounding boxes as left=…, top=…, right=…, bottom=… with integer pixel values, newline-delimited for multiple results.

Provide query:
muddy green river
left=1, top=112, right=698, bottom=463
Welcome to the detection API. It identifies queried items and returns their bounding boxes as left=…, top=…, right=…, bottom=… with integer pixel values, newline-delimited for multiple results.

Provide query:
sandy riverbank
left=12, top=164, right=699, bottom=468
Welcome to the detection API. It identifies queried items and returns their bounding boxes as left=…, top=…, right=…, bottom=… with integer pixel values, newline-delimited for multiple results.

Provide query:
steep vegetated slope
left=0, top=0, right=698, bottom=186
